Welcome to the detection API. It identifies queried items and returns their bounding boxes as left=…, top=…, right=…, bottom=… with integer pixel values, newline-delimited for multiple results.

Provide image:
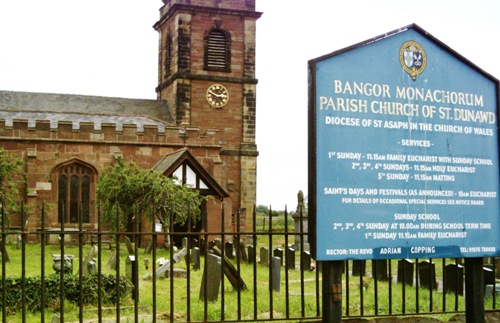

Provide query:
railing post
left=465, top=257, right=485, bottom=323
left=322, top=261, right=343, bottom=323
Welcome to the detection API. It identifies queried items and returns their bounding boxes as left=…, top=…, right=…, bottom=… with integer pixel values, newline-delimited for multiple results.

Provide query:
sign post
left=308, top=24, right=500, bottom=322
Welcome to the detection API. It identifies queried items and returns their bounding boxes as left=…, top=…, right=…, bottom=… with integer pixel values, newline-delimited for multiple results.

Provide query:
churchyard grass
left=1, top=242, right=498, bottom=321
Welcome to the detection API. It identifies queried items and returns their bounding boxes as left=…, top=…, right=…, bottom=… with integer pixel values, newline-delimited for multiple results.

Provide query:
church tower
left=154, top=1, right=261, bottom=229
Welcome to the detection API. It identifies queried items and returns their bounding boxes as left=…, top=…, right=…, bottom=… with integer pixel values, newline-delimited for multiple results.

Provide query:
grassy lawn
left=1, top=221, right=498, bottom=322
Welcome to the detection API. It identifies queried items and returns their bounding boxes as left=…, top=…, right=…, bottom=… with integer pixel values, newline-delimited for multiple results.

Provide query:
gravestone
left=286, top=247, right=296, bottom=270
left=214, top=238, right=222, bottom=249
left=237, top=239, right=248, bottom=262
left=271, top=256, right=281, bottom=292
left=292, top=190, right=309, bottom=251
left=107, top=250, right=118, bottom=270
left=0, top=244, right=10, bottom=263
left=166, top=268, right=188, bottom=278
left=372, top=260, right=389, bottom=281
left=225, top=241, right=234, bottom=259
left=124, top=236, right=134, bottom=255
left=301, top=251, right=312, bottom=271
left=484, top=266, right=495, bottom=287
left=208, top=240, right=217, bottom=251
left=211, top=246, right=247, bottom=290
left=397, top=259, right=414, bottom=286
left=191, top=247, right=200, bottom=270
left=247, top=245, right=255, bottom=264
left=445, top=263, right=464, bottom=295
left=182, top=237, right=188, bottom=250
left=199, top=238, right=207, bottom=256
left=156, top=259, right=172, bottom=277
left=260, top=247, right=269, bottom=266
left=418, top=260, right=437, bottom=290
left=173, top=247, right=187, bottom=264
left=199, top=254, right=222, bottom=301
left=126, top=256, right=137, bottom=299
left=89, top=245, right=98, bottom=258
left=145, top=239, right=153, bottom=254
left=80, top=255, right=91, bottom=275
left=485, top=284, right=500, bottom=298
left=86, top=258, right=96, bottom=274
left=273, top=247, right=283, bottom=266
left=352, top=260, right=366, bottom=277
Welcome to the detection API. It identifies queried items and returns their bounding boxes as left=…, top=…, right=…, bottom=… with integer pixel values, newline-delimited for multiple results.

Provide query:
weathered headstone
left=166, top=268, right=188, bottom=278
left=225, top=241, right=234, bottom=259
left=247, top=245, right=255, bottom=264
left=352, top=260, right=366, bottom=276
left=16, top=235, right=22, bottom=250
left=173, top=247, right=187, bottom=263
left=107, top=250, right=118, bottom=270
left=273, top=247, right=283, bottom=266
left=237, top=239, right=248, bottom=262
left=156, top=259, right=172, bottom=277
left=199, top=254, right=222, bottom=301
left=292, top=190, right=309, bottom=252
left=271, top=256, right=281, bottom=292
left=211, top=246, right=247, bottom=290
left=145, top=239, right=153, bottom=254
left=191, top=247, right=201, bottom=270
left=372, top=259, right=389, bottom=281
left=397, top=259, right=414, bottom=286
left=213, top=238, right=222, bottom=249
left=208, top=240, right=217, bottom=252
left=88, top=245, right=98, bottom=258
left=124, top=236, right=134, bottom=255
left=286, top=247, right=296, bottom=270
left=445, top=263, right=464, bottom=295
left=484, top=266, right=495, bottom=287
left=260, top=247, right=269, bottom=266
left=87, top=259, right=97, bottom=274
left=418, top=260, right=437, bottom=290
left=182, top=237, right=188, bottom=250
left=199, top=238, right=207, bottom=256
left=485, top=284, right=500, bottom=298
left=126, top=256, right=137, bottom=298
left=301, top=251, right=312, bottom=271
left=1, top=243, right=10, bottom=263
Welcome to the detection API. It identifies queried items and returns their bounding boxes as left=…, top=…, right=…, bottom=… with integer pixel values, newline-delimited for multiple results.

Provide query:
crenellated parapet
left=0, top=116, right=221, bottom=146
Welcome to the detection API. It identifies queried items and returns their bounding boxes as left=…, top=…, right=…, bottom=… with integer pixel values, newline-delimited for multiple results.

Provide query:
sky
left=0, top=0, right=499, bottom=210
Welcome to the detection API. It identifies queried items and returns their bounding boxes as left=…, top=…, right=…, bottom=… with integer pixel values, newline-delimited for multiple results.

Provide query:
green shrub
left=0, top=273, right=131, bottom=314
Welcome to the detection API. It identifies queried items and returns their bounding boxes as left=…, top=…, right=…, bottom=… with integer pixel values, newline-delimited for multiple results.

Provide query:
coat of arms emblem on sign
left=400, top=41, right=427, bottom=81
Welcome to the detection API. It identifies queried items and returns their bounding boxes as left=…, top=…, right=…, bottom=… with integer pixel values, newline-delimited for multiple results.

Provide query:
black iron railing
left=0, top=204, right=499, bottom=322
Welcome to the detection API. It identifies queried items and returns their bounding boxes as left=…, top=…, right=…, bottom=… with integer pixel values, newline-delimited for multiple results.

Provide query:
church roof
left=0, top=90, right=175, bottom=129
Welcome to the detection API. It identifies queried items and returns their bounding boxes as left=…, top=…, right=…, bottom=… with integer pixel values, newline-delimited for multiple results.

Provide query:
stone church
left=0, top=0, right=261, bottom=242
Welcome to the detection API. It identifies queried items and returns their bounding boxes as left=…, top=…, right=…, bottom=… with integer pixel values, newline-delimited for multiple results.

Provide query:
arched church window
left=204, top=28, right=231, bottom=72
left=55, top=161, right=95, bottom=224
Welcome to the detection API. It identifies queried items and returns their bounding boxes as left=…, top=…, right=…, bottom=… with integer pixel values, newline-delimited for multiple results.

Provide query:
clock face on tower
left=206, top=84, right=229, bottom=108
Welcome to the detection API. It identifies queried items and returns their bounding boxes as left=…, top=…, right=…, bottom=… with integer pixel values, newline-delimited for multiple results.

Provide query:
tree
left=0, top=149, right=24, bottom=216
left=96, top=157, right=204, bottom=231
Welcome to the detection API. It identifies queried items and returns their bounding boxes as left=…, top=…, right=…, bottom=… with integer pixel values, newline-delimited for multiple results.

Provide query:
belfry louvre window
left=164, top=33, right=173, bottom=78
left=56, top=162, right=95, bottom=224
left=204, top=29, right=231, bottom=72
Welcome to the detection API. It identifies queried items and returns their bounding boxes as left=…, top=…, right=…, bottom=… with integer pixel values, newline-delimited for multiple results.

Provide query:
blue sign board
left=308, top=25, right=500, bottom=261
